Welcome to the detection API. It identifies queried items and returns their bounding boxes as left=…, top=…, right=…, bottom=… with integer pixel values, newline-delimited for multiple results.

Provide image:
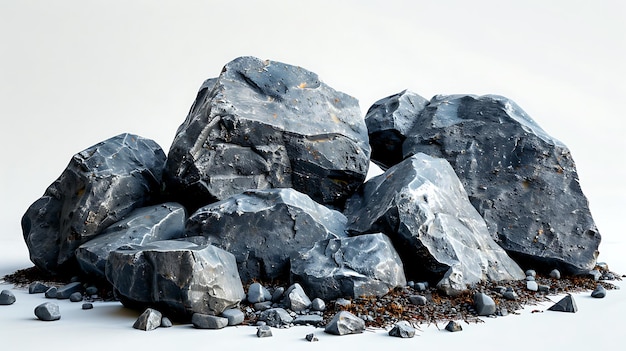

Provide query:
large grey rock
left=22, top=133, right=166, bottom=275
left=76, top=202, right=186, bottom=279
left=473, top=292, right=496, bottom=316
left=290, top=233, right=406, bottom=300
left=324, top=311, right=365, bottom=335
left=55, top=282, right=82, bottom=299
left=344, top=153, right=525, bottom=295
left=185, top=188, right=347, bottom=282
left=105, top=239, right=244, bottom=321
left=163, top=56, right=371, bottom=211
left=402, top=94, right=601, bottom=274
left=365, top=90, right=428, bottom=169
left=34, top=302, right=61, bottom=321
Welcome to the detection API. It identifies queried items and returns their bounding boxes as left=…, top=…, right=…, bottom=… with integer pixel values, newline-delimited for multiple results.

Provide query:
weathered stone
left=55, top=282, right=82, bottom=299
left=69, top=292, right=83, bottom=302
left=44, top=287, right=57, bottom=298
left=105, top=239, right=244, bottom=321
left=402, top=94, right=601, bottom=274
left=34, top=302, right=61, bottom=321
left=247, top=282, right=269, bottom=303
left=22, top=133, right=166, bottom=275
left=192, top=313, right=228, bottom=329
left=311, top=298, right=326, bottom=311
left=28, top=282, right=49, bottom=294
left=324, top=311, right=365, bottom=335
left=258, top=308, right=294, bottom=327
left=548, top=294, right=577, bottom=313
left=163, top=56, right=371, bottom=212
left=591, top=285, right=606, bottom=298
left=445, top=320, right=462, bottom=332
left=185, top=188, right=347, bottom=282
left=85, top=286, right=98, bottom=296
left=365, top=90, right=428, bottom=169
left=133, top=308, right=162, bottom=331
left=256, top=325, right=273, bottom=338
left=344, top=153, right=524, bottom=295
left=284, top=283, right=312, bottom=312
left=525, top=269, right=536, bottom=278
left=76, top=202, right=186, bottom=279
left=253, top=301, right=272, bottom=311
left=408, top=295, right=428, bottom=306
left=474, top=292, right=496, bottom=316
left=388, top=321, right=416, bottom=338
left=221, top=308, right=245, bottom=326
left=503, top=290, right=518, bottom=300
left=291, top=233, right=406, bottom=300
left=0, top=290, right=16, bottom=305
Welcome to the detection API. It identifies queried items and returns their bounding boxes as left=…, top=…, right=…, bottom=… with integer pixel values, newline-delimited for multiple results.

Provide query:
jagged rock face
left=105, top=240, right=244, bottom=321
left=21, top=133, right=166, bottom=275
left=365, top=90, right=428, bottom=169
left=163, top=56, right=371, bottom=212
left=184, top=188, right=348, bottom=283
left=402, top=94, right=601, bottom=274
left=75, top=202, right=186, bottom=279
left=344, top=153, right=525, bottom=295
left=290, top=233, right=406, bottom=300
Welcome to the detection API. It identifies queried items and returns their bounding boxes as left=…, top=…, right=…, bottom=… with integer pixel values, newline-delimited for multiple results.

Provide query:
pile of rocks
left=17, top=56, right=605, bottom=332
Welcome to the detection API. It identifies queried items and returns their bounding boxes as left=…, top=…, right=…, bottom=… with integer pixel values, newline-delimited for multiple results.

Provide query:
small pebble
left=591, top=285, right=606, bottom=298
left=409, top=295, right=428, bottom=306
left=549, top=269, right=561, bottom=280
left=305, top=333, right=318, bottom=342
left=526, top=281, right=538, bottom=292
left=82, top=303, right=93, bottom=310
left=311, top=298, right=326, bottom=311
left=445, top=320, right=462, bottom=332
left=388, top=321, right=416, bottom=338
left=69, top=292, right=83, bottom=302
left=271, top=287, right=285, bottom=303
left=257, top=325, right=273, bottom=338
left=34, top=302, right=61, bottom=321
left=221, top=308, right=245, bottom=326
left=335, top=298, right=351, bottom=308
left=503, top=291, right=518, bottom=300
left=538, top=285, right=550, bottom=293
left=85, top=286, right=99, bottom=296
left=160, top=317, right=173, bottom=328
left=0, top=290, right=16, bottom=305
left=414, top=282, right=427, bottom=291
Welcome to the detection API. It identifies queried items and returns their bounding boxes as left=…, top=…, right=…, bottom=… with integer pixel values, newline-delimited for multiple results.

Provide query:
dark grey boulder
left=344, top=153, right=525, bottom=295
left=548, top=294, right=578, bottom=313
left=0, top=290, right=16, bottom=305
left=28, top=282, right=49, bottom=294
left=82, top=303, right=93, bottom=310
left=34, top=302, right=61, bottom=321
left=185, top=188, right=347, bottom=282
left=591, top=285, right=606, bottom=298
left=258, top=308, right=293, bottom=327
left=22, top=133, right=166, bottom=275
left=402, top=94, right=601, bottom=274
left=290, top=233, right=406, bottom=300
left=105, top=239, right=244, bottom=321
left=133, top=308, right=162, bottom=331
left=55, top=282, right=82, bottom=299
left=365, top=90, right=428, bottom=169
left=192, top=313, right=229, bottom=329
left=550, top=269, right=561, bottom=279
left=388, top=321, right=416, bottom=338
left=76, top=202, right=186, bottom=279
left=163, top=56, right=370, bottom=212
left=324, top=311, right=365, bottom=335
left=473, top=292, right=496, bottom=316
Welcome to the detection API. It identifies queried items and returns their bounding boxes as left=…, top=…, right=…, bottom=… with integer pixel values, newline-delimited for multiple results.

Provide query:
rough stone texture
left=473, top=292, right=496, bottom=316
left=548, top=294, right=578, bottom=313
left=258, top=308, right=294, bottom=327
left=388, top=321, right=416, bottom=338
left=34, top=302, right=61, bottom=321
left=402, top=94, right=601, bottom=274
left=0, top=290, right=16, bottom=305
left=344, top=153, right=525, bottom=295
left=284, top=283, right=312, bottom=312
left=247, top=282, right=269, bottom=303
left=105, top=239, right=244, bottom=321
left=192, top=313, right=229, bottom=329
left=163, top=56, right=371, bottom=212
left=55, top=282, right=82, bottom=299
left=365, top=90, right=428, bottom=169
left=324, top=311, right=365, bottom=335
left=256, top=325, right=273, bottom=338
left=185, top=188, right=347, bottom=282
left=76, top=202, right=186, bottom=279
left=133, top=308, right=162, bottom=331
left=290, top=233, right=406, bottom=300
left=22, top=133, right=166, bottom=275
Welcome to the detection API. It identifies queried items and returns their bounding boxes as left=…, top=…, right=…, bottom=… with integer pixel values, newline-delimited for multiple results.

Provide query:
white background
left=1, top=1, right=624, bottom=349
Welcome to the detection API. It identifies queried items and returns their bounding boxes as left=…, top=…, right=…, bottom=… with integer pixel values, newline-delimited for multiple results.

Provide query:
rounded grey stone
left=69, top=292, right=83, bottom=302
left=311, top=298, right=326, bottom=311
left=34, top=302, right=61, bottom=321
left=0, top=290, right=16, bottom=305
left=591, top=285, right=606, bottom=298
left=28, top=282, right=49, bottom=294
left=549, top=269, right=561, bottom=279
left=256, top=325, right=273, bottom=338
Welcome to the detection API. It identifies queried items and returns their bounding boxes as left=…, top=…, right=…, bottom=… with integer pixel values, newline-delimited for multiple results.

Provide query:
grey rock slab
left=388, top=321, right=416, bottom=338
left=163, top=56, right=371, bottom=211
left=402, top=94, right=601, bottom=275
left=324, top=311, right=365, bottom=336
left=548, top=294, right=578, bottom=313
left=474, top=292, right=496, bottom=316
left=106, top=239, right=244, bottom=321
left=365, top=90, right=429, bottom=170
left=291, top=233, right=406, bottom=300
left=591, top=285, right=606, bottom=298
left=445, top=320, right=462, bottom=332
left=22, top=133, right=166, bottom=275
left=76, top=202, right=186, bottom=279
left=28, top=282, right=49, bottom=294
left=185, top=188, right=347, bottom=282
left=56, top=282, right=82, bottom=299
left=0, top=290, right=16, bottom=305
left=256, top=325, right=273, bottom=338
left=221, top=308, right=245, bottom=326
left=293, top=314, right=324, bottom=326
left=192, top=313, right=229, bottom=329
left=284, top=283, right=312, bottom=312
left=344, top=153, right=525, bottom=295
left=34, top=302, right=61, bottom=321
left=258, top=308, right=294, bottom=327
left=133, top=308, right=162, bottom=331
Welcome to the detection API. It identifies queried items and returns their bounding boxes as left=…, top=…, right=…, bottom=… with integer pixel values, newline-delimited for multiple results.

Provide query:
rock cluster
left=20, top=56, right=603, bottom=329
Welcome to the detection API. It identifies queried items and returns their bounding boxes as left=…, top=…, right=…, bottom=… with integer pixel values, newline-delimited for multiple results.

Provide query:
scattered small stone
left=133, top=308, right=162, bottom=331
left=415, top=282, right=428, bottom=291
left=588, top=270, right=602, bottom=281
left=248, top=282, right=268, bottom=303
left=591, top=285, right=606, bottom=298
left=293, top=314, right=324, bottom=326
left=549, top=269, right=561, bottom=280
left=526, top=281, right=538, bottom=291
left=548, top=294, right=577, bottom=313
left=498, top=308, right=508, bottom=317
left=407, top=281, right=415, bottom=289
left=253, top=301, right=273, bottom=311
left=473, top=292, right=496, bottom=316
left=85, top=286, right=99, bottom=296
left=0, top=290, right=16, bottom=305
left=256, top=325, right=273, bottom=338
left=503, top=290, right=518, bottom=300
left=305, top=333, right=319, bottom=342
left=311, top=298, right=326, bottom=311
left=445, top=320, right=462, bottom=332
left=409, top=295, right=428, bottom=306
left=28, top=282, right=48, bottom=294
left=388, top=321, right=416, bottom=338
left=538, top=284, right=550, bottom=293
left=221, top=308, right=245, bottom=326
left=258, top=308, right=294, bottom=327
left=324, top=311, right=365, bottom=336
left=82, top=303, right=93, bottom=310
left=69, top=292, right=83, bottom=302
left=56, top=282, right=83, bottom=299
left=271, top=287, right=285, bottom=303
left=493, top=286, right=507, bottom=294
left=335, top=298, right=351, bottom=309
left=526, top=275, right=535, bottom=281
left=44, top=287, right=58, bottom=298
left=192, top=313, right=229, bottom=329
left=160, top=317, right=173, bottom=328
left=34, top=302, right=61, bottom=321
left=525, top=269, right=536, bottom=277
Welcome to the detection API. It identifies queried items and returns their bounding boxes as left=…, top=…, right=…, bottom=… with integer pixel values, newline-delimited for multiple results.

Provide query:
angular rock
left=474, top=292, right=496, bottom=316
left=591, top=285, right=606, bottom=298
left=253, top=301, right=272, bottom=311
left=192, top=313, right=228, bottom=329
left=271, top=287, right=285, bottom=303
left=160, top=317, right=173, bottom=328
left=344, top=153, right=525, bottom=295
left=402, top=94, right=601, bottom=274
left=388, top=321, right=416, bottom=338
left=34, top=302, right=61, bottom=321
left=44, top=287, right=57, bottom=298
left=0, top=290, right=16, bottom=305
left=548, top=294, right=578, bottom=313
left=76, top=202, right=186, bottom=279
left=503, top=290, right=518, bottom=301
left=290, top=233, right=406, bottom=300
left=133, top=308, right=162, bottom=331
left=293, top=314, right=324, bottom=326
left=256, top=325, right=273, bottom=338
left=258, top=308, right=294, bottom=327
left=82, top=303, right=93, bottom=310
left=324, top=311, right=365, bottom=335
left=55, top=282, right=82, bottom=299
left=305, top=333, right=319, bottom=342
left=185, top=188, right=347, bottom=282
left=526, top=281, right=538, bottom=291
left=163, top=57, right=370, bottom=212
left=365, top=89, right=429, bottom=169
left=221, top=308, right=245, bottom=326
left=22, top=133, right=166, bottom=275
left=284, top=283, right=312, bottom=312
left=105, top=239, right=244, bottom=321
left=28, top=282, right=49, bottom=294
left=247, top=282, right=269, bottom=303
left=445, top=320, right=462, bottom=332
